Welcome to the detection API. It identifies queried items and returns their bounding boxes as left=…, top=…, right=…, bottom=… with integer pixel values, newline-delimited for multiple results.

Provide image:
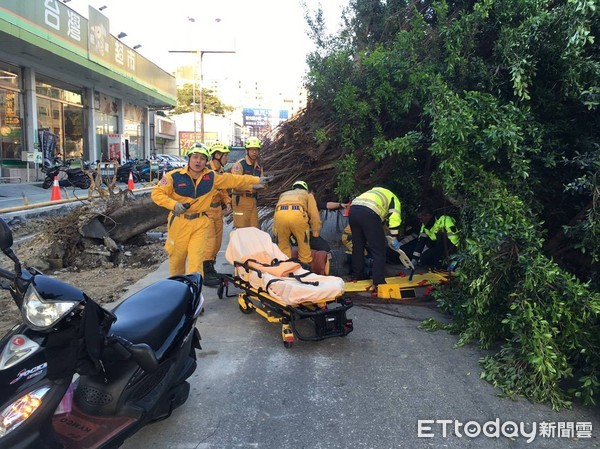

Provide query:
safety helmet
left=244, top=137, right=261, bottom=149
left=186, top=143, right=210, bottom=160
left=292, top=180, right=309, bottom=191
left=209, top=141, right=230, bottom=155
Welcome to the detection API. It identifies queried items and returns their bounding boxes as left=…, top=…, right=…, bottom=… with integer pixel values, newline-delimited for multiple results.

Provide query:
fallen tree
left=15, top=190, right=168, bottom=271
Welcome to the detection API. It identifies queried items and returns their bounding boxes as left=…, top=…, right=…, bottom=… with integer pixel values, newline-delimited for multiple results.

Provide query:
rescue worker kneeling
left=152, top=143, right=266, bottom=277
left=273, top=180, right=321, bottom=268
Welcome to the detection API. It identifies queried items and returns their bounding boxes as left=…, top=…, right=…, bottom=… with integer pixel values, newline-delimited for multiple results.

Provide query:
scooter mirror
left=129, top=343, right=159, bottom=372
left=0, top=219, right=14, bottom=250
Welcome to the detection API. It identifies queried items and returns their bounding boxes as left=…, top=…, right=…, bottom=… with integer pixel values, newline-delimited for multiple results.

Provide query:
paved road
left=2, top=185, right=598, bottom=448
left=119, top=225, right=600, bottom=449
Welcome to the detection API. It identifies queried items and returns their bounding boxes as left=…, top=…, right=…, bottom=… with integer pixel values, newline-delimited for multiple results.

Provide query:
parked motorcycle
left=0, top=218, right=204, bottom=448
left=41, top=158, right=95, bottom=190
left=116, top=160, right=142, bottom=183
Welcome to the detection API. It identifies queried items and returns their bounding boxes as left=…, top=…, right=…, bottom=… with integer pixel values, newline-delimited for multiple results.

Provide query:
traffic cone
left=50, top=176, right=62, bottom=201
left=127, top=171, right=135, bottom=190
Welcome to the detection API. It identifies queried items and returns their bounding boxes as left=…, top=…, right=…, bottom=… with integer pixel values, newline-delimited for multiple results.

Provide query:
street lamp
left=169, top=49, right=235, bottom=143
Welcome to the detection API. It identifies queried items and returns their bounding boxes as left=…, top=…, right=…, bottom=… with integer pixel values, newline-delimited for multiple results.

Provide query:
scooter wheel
left=217, top=282, right=224, bottom=299
left=75, top=177, right=91, bottom=189
left=284, top=341, right=293, bottom=349
left=42, top=177, right=53, bottom=189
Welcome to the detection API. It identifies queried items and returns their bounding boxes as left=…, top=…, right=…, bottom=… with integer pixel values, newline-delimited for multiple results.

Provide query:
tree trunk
left=106, top=196, right=169, bottom=243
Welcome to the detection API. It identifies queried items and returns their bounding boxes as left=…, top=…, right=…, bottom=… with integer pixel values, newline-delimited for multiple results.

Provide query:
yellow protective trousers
left=232, top=194, right=258, bottom=228
left=204, top=205, right=223, bottom=261
left=274, top=209, right=312, bottom=263
left=165, top=212, right=210, bottom=276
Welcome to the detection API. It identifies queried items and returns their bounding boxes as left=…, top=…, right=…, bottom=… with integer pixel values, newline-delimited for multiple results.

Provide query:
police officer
left=202, top=141, right=232, bottom=286
left=152, top=143, right=266, bottom=277
left=231, top=137, right=263, bottom=228
left=273, top=180, right=321, bottom=268
left=348, top=187, right=402, bottom=288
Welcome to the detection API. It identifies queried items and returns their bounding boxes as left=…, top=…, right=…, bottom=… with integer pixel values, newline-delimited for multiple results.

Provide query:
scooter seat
left=109, top=279, right=192, bottom=358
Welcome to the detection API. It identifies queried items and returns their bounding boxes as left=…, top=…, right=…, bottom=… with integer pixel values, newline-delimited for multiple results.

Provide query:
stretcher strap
left=246, top=257, right=286, bottom=267
left=265, top=278, right=282, bottom=293
left=288, top=272, right=319, bottom=286
left=236, top=259, right=264, bottom=278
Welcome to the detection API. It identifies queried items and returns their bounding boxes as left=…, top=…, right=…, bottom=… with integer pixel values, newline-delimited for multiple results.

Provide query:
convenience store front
left=0, top=1, right=176, bottom=181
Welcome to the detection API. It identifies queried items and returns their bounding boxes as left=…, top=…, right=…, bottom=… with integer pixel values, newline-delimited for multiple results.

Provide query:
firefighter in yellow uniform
left=273, top=180, right=321, bottom=267
left=231, top=137, right=263, bottom=228
left=152, top=143, right=264, bottom=277
left=202, top=141, right=232, bottom=286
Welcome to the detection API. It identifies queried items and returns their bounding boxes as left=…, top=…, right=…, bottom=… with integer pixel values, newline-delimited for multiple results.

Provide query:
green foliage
left=334, top=153, right=358, bottom=200
left=314, top=128, right=328, bottom=145
left=304, top=0, right=600, bottom=408
left=172, top=84, right=233, bottom=115
left=563, top=146, right=600, bottom=275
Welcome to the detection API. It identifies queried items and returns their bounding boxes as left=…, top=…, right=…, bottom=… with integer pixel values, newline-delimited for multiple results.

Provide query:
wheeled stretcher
left=217, top=227, right=353, bottom=348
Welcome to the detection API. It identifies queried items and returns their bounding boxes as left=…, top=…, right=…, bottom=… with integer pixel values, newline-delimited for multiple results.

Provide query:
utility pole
left=169, top=49, right=235, bottom=143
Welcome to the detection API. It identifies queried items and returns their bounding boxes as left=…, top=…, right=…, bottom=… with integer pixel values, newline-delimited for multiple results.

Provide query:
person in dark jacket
left=348, top=187, right=402, bottom=288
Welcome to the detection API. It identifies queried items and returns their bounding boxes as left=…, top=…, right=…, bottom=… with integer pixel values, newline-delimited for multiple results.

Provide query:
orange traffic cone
left=127, top=171, right=135, bottom=190
left=50, top=176, right=62, bottom=201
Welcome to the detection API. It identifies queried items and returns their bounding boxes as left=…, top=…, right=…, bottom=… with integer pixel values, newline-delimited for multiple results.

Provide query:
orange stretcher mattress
left=225, top=228, right=345, bottom=306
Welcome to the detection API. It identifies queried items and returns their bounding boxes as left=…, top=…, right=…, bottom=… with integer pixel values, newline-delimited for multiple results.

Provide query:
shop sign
left=0, top=0, right=175, bottom=100
left=0, top=0, right=88, bottom=53
left=107, top=134, right=125, bottom=165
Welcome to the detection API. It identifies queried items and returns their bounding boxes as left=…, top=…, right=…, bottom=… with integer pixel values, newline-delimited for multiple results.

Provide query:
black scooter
left=41, top=159, right=94, bottom=190
left=0, top=218, right=204, bottom=448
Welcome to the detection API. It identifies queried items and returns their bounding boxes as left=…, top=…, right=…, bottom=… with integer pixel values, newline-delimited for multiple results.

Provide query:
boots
left=202, top=260, right=220, bottom=287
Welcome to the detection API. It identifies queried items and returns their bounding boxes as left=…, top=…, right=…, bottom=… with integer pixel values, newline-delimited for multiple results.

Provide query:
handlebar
left=108, top=335, right=159, bottom=372
left=1, top=248, right=21, bottom=277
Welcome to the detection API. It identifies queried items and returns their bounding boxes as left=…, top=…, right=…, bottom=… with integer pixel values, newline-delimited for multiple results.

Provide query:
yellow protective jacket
left=209, top=160, right=231, bottom=208
left=420, top=215, right=459, bottom=246
left=276, top=188, right=322, bottom=235
left=231, top=156, right=262, bottom=195
left=152, top=165, right=259, bottom=214
left=351, top=187, right=402, bottom=236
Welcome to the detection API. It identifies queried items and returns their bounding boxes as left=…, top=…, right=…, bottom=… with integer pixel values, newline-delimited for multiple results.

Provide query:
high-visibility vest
left=420, top=215, right=459, bottom=246
left=352, top=187, right=402, bottom=234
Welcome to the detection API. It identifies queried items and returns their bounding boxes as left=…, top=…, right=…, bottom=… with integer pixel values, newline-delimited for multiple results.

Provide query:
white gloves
left=173, top=202, right=187, bottom=215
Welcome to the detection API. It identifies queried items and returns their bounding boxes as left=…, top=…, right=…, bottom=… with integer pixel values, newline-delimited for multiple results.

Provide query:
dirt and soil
left=0, top=214, right=167, bottom=337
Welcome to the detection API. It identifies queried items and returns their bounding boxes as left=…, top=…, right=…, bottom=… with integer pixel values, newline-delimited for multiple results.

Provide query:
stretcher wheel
left=282, top=324, right=294, bottom=348
left=239, top=303, right=254, bottom=314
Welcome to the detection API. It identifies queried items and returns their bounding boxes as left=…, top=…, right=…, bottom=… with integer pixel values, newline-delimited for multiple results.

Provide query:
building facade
left=0, top=1, right=176, bottom=180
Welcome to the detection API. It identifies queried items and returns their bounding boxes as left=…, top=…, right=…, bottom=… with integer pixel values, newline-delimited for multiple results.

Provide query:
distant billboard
left=243, top=108, right=270, bottom=127
left=178, top=131, right=218, bottom=154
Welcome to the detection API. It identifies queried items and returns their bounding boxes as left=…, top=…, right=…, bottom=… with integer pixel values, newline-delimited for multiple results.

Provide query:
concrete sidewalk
left=0, top=180, right=147, bottom=216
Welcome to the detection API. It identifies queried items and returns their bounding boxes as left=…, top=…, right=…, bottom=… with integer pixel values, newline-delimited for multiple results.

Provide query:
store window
left=94, top=92, right=118, bottom=161
left=36, top=75, right=83, bottom=162
left=124, top=102, right=145, bottom=160
left=0, top=62, right=24, bottom=171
